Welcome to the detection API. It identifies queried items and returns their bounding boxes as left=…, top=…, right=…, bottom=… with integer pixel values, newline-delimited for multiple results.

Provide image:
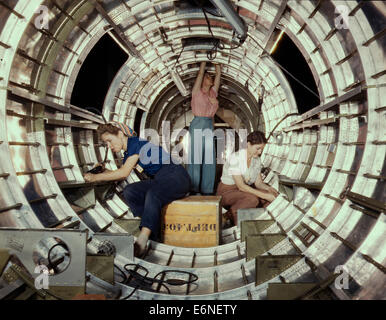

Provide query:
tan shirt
left=221, top=149, right=261, bottom=185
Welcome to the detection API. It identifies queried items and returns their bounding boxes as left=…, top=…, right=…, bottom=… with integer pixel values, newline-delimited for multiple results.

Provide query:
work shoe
left=222, top=211, right=233, bottom=229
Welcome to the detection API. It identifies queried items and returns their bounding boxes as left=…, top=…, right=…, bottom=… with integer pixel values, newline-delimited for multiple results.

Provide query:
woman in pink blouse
left=187, top=61, right=221, bottom=195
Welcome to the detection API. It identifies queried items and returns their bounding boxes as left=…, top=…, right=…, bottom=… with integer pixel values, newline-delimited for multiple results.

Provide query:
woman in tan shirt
left=216, top=131, right=278, bottom=225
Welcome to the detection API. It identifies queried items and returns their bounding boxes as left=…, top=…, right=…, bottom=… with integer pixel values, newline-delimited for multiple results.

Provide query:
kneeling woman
left=84, top=124, right=191, bottom=255
left=216, top=131, right=278, bottom=225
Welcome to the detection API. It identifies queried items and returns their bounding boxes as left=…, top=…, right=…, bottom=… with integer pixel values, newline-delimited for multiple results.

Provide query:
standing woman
left=216, top=131, right=279, bottom=225
left=84, top=123, right=191, bottom=256
left=188, top=61, right=221, bottom=195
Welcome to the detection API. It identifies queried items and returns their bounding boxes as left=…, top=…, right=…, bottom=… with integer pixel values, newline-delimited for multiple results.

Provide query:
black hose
left=119, top=263, right=199, bottom=299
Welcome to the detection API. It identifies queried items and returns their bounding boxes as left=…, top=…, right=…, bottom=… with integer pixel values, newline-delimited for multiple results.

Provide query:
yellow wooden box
left=161, top=196, right=222, bottom=247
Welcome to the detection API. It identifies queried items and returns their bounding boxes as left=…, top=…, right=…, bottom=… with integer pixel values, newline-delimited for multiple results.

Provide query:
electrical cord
left=119, top=263, right=198, bottom=300
left=267, top=112, right=299, bottom=141
left=246, top=34, right=320, bottom=139
left=173, top=44, right=185, bottom=71
left=201, top=7, right=243, bottom=61
left=114, top=263, right=127, bottom=284
left=198, top=6, right=319, bottom=115
left=202, top=8, right=218, bottom=60
left=247, top=34, right=320, bottom=100
left=47, top=241, right=69, bottom=273
left=257, top=84, right=264, bottom=127
left=154, top=270, right=198, bottom=286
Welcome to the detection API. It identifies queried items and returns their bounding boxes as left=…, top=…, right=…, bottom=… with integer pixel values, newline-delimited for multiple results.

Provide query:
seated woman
left=83, top=123, right=191, bottom=256
left=216, top=131, right=278, bottom=225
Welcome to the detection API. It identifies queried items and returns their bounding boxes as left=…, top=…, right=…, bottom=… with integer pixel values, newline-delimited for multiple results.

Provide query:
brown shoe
left=222, top=211, right=234, bottom=228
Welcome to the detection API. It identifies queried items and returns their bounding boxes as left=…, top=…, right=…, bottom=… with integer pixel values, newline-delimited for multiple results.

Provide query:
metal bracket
left=92, top=233, right=134, bottom=262
left=237, top=208, right=268, bottom=228
left=246, top=234, right=287, bottom=261
left=0, top=249, right=10, bottom=275
left=113, top=219, right=141, bottom=237
left=240, top=220, right=276, bottom=242
left=267, top=283, right=318, bottom=300
left=255, top=255, right=303, bottom=285
left=62, top=185, right=96, bottom=208
left=86, top=255, right=115, bottom=284
left=0, top=228, right=88, bottom=287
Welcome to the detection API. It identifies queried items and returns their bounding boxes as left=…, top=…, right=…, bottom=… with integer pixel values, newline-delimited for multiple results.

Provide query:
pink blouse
left=191, top=87, right=219, bottom=118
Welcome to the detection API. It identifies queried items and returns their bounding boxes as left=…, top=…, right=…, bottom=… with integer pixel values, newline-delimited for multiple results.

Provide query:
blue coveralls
left=187, top=116, right=216, bottom=194
left=122, top=136, right=191, bottom=240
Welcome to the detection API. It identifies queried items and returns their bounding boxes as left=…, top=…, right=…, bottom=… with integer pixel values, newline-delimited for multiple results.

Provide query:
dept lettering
left=163, top=223, right=217, bottom=232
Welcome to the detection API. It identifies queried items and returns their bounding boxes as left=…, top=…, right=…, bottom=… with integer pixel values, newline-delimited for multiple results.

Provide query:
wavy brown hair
left=247, top=131, right=267, bottom=145
left=97, top=124, right=120, bottom=136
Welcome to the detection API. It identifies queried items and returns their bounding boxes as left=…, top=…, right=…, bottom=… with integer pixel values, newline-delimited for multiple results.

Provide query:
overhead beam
left=291, top=86, right=364, bottom=125
left=44, top=118, right=98, bottom=130
left=347, top=191, right=386, bottom=213
left=263, top=0, right=288, bottom=51
left=7, top=88, right=104, bottom=124
left=209, top=0, right=248, bottom=42
left=284, top=117, right=336, bottom=132
left=90, top=0, right=142, bottom=60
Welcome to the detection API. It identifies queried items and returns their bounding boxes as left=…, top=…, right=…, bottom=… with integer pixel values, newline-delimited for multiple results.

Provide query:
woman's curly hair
left=247, top=131, right=267, bottom=145
left=97, top=124, right=120, bottom=136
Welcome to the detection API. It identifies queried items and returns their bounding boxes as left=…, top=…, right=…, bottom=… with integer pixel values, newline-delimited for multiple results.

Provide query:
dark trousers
left=122, top=164, right=191, bottom=240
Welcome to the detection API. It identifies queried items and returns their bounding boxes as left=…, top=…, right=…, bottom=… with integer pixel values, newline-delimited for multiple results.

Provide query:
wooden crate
left=161, top=196, right=222, bottom=247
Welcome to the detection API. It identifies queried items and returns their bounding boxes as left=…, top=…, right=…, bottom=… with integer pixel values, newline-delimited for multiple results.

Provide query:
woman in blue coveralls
left=84, top=123, right=191, bottom=256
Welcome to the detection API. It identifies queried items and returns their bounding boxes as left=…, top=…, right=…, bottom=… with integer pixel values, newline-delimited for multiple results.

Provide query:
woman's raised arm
left=214, top=63, right=221, bottom=92
left=192, top=61, right=206, bottom=95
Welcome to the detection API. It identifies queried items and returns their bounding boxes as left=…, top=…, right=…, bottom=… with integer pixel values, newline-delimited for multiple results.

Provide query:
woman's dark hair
left=97, top=124, right=120, bottom=136
left=247, top=131, right=267, bottom=145
left=203, top=72, right=215, bottom=82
